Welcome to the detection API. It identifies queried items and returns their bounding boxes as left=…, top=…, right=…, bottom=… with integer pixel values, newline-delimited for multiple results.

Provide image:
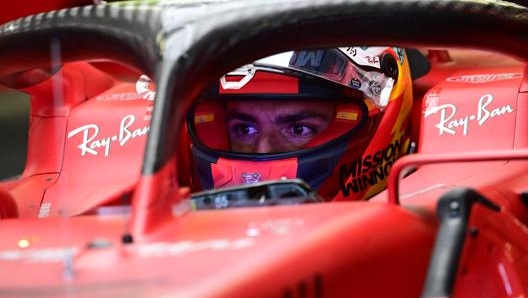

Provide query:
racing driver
left=184, top=46, right=414, bottom=201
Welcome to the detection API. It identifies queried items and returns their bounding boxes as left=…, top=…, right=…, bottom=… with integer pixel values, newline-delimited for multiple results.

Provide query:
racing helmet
left=185, top=47, right=414, bottom=201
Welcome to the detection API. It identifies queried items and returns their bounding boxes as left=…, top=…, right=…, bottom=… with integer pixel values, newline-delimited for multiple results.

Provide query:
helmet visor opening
left=189, top=97, right=368, bottom=154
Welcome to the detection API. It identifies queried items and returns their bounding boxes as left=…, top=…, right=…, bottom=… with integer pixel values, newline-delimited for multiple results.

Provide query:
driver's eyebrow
left=226, top=111, right=258, bottom=123
left=274, top=110, right=330, bottom=124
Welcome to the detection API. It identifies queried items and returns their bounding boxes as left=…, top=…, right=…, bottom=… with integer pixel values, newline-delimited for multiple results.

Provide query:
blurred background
left=0, top=89, right=29, bottom=180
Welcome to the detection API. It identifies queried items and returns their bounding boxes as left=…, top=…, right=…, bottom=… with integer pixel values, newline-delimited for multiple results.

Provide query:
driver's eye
left=233, top=124, right=258, bottom=137
left=288, top=124, right=316, bottom=138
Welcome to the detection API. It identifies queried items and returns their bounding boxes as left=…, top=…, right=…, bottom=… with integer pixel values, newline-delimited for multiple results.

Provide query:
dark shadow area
left=0, top=89, right=29, bottom=180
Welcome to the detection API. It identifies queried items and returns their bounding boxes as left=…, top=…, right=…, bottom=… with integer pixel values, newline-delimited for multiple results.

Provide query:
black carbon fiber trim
left=147, top=0, right=528, bottom=174
left=0, top=2, right=163, bottom=77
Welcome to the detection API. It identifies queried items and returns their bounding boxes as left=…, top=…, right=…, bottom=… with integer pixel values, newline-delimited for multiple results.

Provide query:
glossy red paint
left=0, top=50, right=526, bottom=297
left=2, top=62, right=152, bottom=217
left=0, top=3, right=527, bottom=298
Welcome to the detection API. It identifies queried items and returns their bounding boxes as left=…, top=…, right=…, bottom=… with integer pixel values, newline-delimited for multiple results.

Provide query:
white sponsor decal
left=425, top=89, right=441, bottom=111
left=0, top=238, right=254, bottom=262
left=67, top=114, right=150, bottom=157
left=424, top=94, right=514, bottom=136
left=0, top=247, right=78, bottom=262
left=446, top=73, right=522, bottom=83
left=38, top=203, right=51, bottom=218
left=137, top=238, right=255, bottom=258
left=96, top=92, right=145, bottom=101
left=246, top=218, right=305, bottom=236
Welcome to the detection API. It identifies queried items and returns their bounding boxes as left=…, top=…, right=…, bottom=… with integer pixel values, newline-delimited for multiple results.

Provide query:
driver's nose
left=255, top=135, right=276, bottom=153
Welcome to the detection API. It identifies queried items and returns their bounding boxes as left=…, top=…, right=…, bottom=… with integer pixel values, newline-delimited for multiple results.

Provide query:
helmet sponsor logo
left=367, top=80, right=382, bottom=97
left=424, top=94, right=513, bottom=136
left=291, top=50, right=324, bottom=68
left=67, top=114, right=150, bottom=157
left=350, top=78, right=362, bottom=89
left=340, top=47, right=382, bottom=69
left=446, top=73, right=522, bottom=83
left=339, top=136, right=404, bottom=196
left=241, top=172, right=261, bottom=184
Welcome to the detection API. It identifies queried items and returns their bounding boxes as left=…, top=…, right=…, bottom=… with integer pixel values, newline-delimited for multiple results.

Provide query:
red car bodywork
left=1, top=62, right=151, bottom=218
left=0, top=1, right=527, bottom=298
